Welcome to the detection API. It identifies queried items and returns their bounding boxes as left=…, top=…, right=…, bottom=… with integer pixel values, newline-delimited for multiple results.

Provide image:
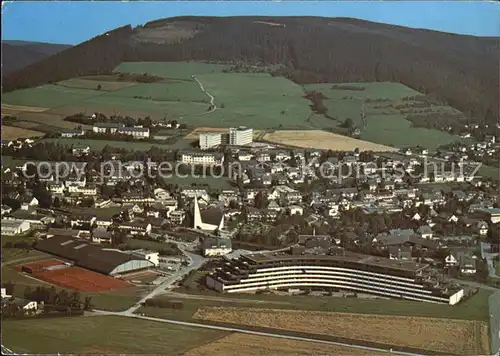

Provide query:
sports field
left=194, top=307, right=490, bottom=355
left=2, top=316, right=230, bottom=354
left=16, top=259, right=130, bottom=292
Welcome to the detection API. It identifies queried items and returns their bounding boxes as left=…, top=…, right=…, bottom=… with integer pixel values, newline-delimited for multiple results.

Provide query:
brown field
left=194, top=308, right=490, bottom=355
left=2, top=103, right=49, bottom=113
left=2, top=125, right=45, bottom=140
left=263, top=130, right=398, bottom=152
left=55, top=78, right=138, bottom=92
left=185, top=333, right=383, bottom=356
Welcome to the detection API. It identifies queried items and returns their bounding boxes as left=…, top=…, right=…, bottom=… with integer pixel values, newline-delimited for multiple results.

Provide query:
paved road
left=91, top=309, right=420, bottom=356
left=449, top=278, right=500, bottom=292
left=481, top=242, right=500, bottom=279
left=125, top=248, right=206, bottom=314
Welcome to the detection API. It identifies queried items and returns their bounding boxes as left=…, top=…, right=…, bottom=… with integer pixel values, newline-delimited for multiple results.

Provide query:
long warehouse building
left=206, top=249, right=464, bottom=305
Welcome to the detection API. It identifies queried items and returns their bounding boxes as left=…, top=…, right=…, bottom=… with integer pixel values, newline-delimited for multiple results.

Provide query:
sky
left=2, top=1, right=499, bottom=45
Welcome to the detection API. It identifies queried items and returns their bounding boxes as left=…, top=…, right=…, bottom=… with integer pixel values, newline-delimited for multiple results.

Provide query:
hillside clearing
left=185, top=333, right=382, bottom=356
left=194, top=308, right=490, bottom=355
left=263, top=130, right=397, bottom=152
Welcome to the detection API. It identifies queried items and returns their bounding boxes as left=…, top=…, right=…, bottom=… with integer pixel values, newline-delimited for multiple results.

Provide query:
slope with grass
left=114, top=61, right=229, bottom=80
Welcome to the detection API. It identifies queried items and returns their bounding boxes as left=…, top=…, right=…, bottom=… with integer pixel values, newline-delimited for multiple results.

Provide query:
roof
left=35, top=235, right=149, bottom=274
left=245, top=249, right=427, bottom=273
left=200, top=207, right=224, bottom=226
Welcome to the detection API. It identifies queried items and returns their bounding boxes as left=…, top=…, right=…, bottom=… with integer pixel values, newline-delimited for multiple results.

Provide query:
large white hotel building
left=206, top=249, right=464, bottom=305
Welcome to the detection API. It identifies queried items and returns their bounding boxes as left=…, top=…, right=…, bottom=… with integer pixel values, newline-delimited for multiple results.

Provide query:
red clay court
left=16, top=259, right=131, bottom=292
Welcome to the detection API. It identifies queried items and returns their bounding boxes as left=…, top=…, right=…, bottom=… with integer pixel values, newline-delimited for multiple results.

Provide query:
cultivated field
left=2, top=316, right=229, bottom=354
left=2, top=103, right=49, bottom=114
left=114, top=61, right=229, bottom=80
left=2, top=125, right=44, bottom=140
left=185, top=333, right=383, bottom=356
left=194, top=308, right=490, bottom=355
left=263, top=130, right=398, bottom=152
left=39, top=138, right=172, bottom=151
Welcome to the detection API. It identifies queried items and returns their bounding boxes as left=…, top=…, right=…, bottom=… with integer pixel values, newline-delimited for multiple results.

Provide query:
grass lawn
left=114, top=61, right=229, bottom=80
left=2, top=85, right=106, bottom=109
left=85, top=287, right=146, bottom=312
left=2, top=316, right=230, bottom=354
left=119, top=239, right=181, bottom=254
left=143, top=289, right=493, bottom=322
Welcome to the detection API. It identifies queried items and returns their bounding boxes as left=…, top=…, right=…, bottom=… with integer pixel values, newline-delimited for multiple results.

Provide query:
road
left=481, top=242, right=500, bottom=279
left=90, top=309, right=420, bottom=356
left=125, top=248, right=206, bottom=314
left=192, top=75, right=217, bottom=114
left=448, top=278, right=500, bottom=292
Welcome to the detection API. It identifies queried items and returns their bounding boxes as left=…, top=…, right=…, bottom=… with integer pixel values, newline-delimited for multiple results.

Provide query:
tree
left=342, top=118, right=353, bottom=129
left=97, top=84, right=102, bottom=90
left=2, top=281, right=15, bottom=295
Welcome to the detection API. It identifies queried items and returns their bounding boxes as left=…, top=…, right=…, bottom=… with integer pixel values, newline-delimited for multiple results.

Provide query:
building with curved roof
left=206, top=248, right=464, bottom=305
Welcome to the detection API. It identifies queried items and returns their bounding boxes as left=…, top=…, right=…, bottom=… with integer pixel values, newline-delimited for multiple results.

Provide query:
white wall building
left=132, top=249, right=160, bottom=267
left=118, top=127, right=150, bottom=139
left=229, top=127, right=253, bottom=146
left=1, top=219, right=31, bottom=235
left=180, top=152, right=224, bottom=166
left=200, top=133, right=222, bottom=150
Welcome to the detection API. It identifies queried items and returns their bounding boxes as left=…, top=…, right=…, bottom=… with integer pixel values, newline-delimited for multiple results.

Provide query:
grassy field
left=55, top=78, right=138, bottom=91
left=119, top=239, right=181, bottom=254
left=85, top=287, right=145, bottom=311
left=263, top=130, right=398, bottom=152
left=189, top=73, right=312, bottom=129
left=145, top=289, right=492, bottom=322
left=1, top=125, right=45, bottom=140
left=114, top=61, right=229, bottom=80
left=104, top=81, right=209, bottom=103
left=194, top=307, right=490, bottom=355
left=39, top=137, right=173, bottom=151
left=2, top=316, right=230, bottom=354
left=185, top=333, right=384, bottom=356
left=2, top=85, right=105, bottom=108
left=303, top=82, right=465, bottom=149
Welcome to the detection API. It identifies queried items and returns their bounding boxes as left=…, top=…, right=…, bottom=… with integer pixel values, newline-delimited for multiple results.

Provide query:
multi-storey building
left=199, top=133, right=222, bottom=150
left=229, top=127, right=253, bottom=146
left=207, top=249, right=464, bottom=305
left=180, top=152, right=224, bottom=166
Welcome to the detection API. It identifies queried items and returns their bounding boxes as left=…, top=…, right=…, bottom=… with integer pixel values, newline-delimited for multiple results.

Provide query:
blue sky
left=2, top=1, right=499, bottom=44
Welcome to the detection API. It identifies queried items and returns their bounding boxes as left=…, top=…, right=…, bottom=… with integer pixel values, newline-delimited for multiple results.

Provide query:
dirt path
left=192, top=75, right=217, bottom=115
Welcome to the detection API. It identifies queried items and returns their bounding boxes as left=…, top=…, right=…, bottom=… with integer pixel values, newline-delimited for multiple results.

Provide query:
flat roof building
left=207, top=248, right=464, bottom=305
left=199, top=133, right=222, bottom=150
left=229, top=127, right=253, bottom=146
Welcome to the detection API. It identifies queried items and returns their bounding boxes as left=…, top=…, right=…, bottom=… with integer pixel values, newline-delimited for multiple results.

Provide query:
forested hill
left=2, top=41, right=72, bottom=75
left=3, top=16, right=498, bottom=125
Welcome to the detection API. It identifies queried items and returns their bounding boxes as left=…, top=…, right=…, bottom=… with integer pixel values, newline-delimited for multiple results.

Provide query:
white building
left=93, top=123, right=122, bottom=134
left=202, top=237, right=232, bottom=257
left=118, top=127, right=150, bottom=139
left=1, top=219, right=31, bottom=235
left=132, top=249, right=160, bottom=267
left=200, top=133, right=222, bottom=150
left=180, top=152, right=224, bottom=166
left=229, top=127, right=253, bottom=146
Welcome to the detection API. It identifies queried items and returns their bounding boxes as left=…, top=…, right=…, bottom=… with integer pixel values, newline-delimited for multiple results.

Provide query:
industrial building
left=229, top=127, right=253, bottom=146
left=206, top=248, right=464, bottom=305
left=35, top=235, right=155, bottom=275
